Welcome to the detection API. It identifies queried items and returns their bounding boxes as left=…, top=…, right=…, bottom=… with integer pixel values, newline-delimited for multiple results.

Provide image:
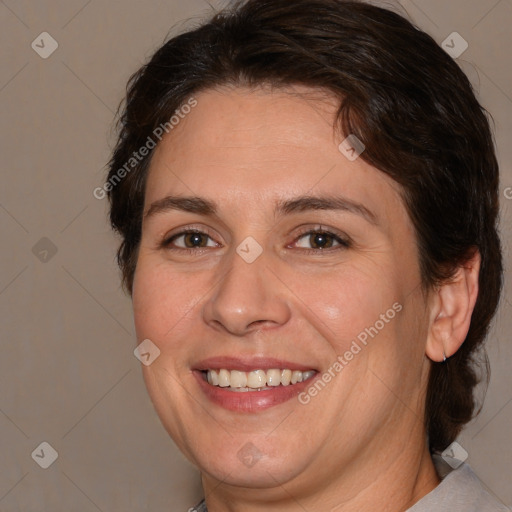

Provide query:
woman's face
left=132, top=86, right=432, bottom=493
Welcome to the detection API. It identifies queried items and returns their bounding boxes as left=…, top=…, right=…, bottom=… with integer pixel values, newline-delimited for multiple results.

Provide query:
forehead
left=145, top=85, right=406, bottom=227
left=158, top=85, right=340, bottom=167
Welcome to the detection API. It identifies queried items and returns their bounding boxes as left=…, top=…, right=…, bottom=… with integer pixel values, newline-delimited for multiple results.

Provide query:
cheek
left=287, top=263, right=401, bottom=352
left=132, top=257, right=203, bottom=346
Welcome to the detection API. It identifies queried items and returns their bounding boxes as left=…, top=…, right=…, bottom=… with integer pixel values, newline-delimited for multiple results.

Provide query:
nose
left=202, top=248, right=291, bottom=336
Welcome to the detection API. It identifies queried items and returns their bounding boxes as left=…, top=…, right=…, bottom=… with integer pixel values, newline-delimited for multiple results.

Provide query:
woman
left=107, top=0, right=508, bottom=510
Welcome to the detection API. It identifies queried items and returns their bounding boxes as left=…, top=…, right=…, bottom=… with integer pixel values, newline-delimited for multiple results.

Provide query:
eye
left=163, top=230, right=219, bottom=250
left=293, top=229, right=350, bottom=251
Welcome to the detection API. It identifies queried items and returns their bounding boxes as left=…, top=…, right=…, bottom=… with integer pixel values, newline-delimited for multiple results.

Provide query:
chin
left=196, top=445, right=310, bottom=489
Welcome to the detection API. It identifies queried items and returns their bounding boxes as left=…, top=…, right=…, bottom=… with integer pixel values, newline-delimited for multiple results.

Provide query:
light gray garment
left=406, top=463, right=510, bottom=512
left=189, top=463, right=510, bottom=511
left=189, top=500, right=207, bottom=512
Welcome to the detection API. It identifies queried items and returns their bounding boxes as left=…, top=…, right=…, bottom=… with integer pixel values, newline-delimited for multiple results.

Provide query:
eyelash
left=161, top=226, right=351, bottom=255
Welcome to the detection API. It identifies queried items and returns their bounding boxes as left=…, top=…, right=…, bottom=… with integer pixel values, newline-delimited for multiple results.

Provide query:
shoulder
left=408, top=462, right=510, bottom=512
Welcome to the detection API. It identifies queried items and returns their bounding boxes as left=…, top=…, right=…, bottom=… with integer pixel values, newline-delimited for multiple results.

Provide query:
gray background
left=0, top=0, right=510, bottom=510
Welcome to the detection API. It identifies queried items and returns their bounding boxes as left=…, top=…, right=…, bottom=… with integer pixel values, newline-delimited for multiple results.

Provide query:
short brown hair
left=107, top=0, right=503, bottom=452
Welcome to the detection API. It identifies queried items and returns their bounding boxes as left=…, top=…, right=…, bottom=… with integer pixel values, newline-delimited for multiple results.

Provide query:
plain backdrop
left=1, top=0, right=511, bottom=510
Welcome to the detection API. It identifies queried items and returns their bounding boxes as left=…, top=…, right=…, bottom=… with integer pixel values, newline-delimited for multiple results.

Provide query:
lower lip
left=193, top=371, right=317, bottom=412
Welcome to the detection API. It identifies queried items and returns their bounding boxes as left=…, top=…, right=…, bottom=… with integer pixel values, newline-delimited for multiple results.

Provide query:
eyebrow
left=144, top=194, right=377, bottom=225
left=145, top=196, right=217, bottom=218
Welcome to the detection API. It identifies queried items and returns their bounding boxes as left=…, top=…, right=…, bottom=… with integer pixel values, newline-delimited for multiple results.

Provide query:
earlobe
left=425, top=249, right=481, bottom=362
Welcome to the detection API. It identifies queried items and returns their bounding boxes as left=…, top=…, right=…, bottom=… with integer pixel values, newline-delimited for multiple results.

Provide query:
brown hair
left=107, top=0, right=503, bottom=452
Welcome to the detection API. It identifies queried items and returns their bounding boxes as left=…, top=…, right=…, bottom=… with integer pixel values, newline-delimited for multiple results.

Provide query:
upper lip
left=193, top=356, right=318, bottom=372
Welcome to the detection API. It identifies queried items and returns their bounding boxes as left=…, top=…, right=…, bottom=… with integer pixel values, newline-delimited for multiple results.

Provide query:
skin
left=132, top=85, right=480, bottom=511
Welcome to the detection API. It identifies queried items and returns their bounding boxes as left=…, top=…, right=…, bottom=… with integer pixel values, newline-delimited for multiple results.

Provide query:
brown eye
left=164, top=230, right=218, bottom=250
left=294, top=230, right=348, bottom=250
left=308, top=232, right=335, bottom=249
left=183, top=232, right=208, bottom=248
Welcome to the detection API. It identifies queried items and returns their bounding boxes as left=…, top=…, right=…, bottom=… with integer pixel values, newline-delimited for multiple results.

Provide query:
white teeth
left=218, top=369, right=230, bottom=387
left=291, top=370, right=303, bottom=384
left=230, top=370, right=247, bottom=388
left=247, top=370, right=267, bottom=388
left=281, top=369, right=292, bottom=386
left=205, top=368, right=315, bottom=390
left=266, top=369, right=281, bottom=386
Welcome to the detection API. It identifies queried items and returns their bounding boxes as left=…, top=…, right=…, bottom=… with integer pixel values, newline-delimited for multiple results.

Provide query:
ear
left=425, top=249, right=481, bottom=362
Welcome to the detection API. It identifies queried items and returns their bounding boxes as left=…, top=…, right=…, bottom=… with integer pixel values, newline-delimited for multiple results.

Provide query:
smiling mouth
left=202, top=368, right=317, bottom=392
